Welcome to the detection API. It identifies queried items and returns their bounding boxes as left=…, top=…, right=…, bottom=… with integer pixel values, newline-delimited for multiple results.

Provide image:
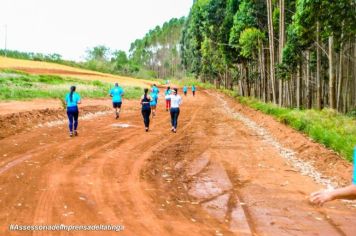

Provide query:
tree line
left=180, top=0, right=356, bottom=113
left=0, top=17, right=185, bottom=79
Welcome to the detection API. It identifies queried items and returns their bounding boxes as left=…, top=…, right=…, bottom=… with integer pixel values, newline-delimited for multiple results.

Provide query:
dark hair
left=70, top=86, right=76, bottom=102
left=115, top=83, right=118, bottom=87
left=167, top=86, right=170, bottom=91
left=144, top=88, right=149, bottom=99
left=173, top=88, right=178, bottom=94
left=153, top=84, right=156, bottom=86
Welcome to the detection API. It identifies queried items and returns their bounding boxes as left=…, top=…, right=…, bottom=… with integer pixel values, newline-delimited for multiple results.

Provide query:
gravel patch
left=209, top=91, right=338, bottom=189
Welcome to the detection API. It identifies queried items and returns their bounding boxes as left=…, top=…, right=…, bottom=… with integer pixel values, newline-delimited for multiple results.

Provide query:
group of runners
left=64, top=83, right=196, bottom=136
left=64, top=83, right=356, bottom=206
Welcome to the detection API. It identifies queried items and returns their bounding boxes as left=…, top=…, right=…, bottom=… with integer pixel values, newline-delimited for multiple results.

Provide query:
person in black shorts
left=141, top=88, right=152, bottom=132
left=109, top=83, right=124, bottom=119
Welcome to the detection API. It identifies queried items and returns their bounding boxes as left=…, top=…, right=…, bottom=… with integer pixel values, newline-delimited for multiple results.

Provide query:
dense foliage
left=180, top=0, right=356, bottom=113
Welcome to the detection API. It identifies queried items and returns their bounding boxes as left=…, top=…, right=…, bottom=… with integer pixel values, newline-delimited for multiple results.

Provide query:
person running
left=65, top=86, right=81, bottom=137
left=140, top=88, right=152, bottom=132
left=151, top=84, right=160, bottom=94
left=150, top=91, right=158, bottom=117
left=169, top=88, right=182, bottom=133
left=109, top=83, right=124, bottom=119
left=183, top=85, right=188, bottom=96
left=192, top=85, right=196, bottom=97
left=165, top=86, right=172, bottom=111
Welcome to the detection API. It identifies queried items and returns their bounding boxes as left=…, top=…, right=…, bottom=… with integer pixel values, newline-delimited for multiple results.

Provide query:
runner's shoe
left=145, top=127, right=149, bottom=132
left=69, top=132, right=73, bottom=137
left=74, top=130, right=78, bottom=136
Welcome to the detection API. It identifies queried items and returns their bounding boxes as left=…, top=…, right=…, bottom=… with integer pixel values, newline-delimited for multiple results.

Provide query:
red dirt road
left=0, top=90, right=355, bottom=236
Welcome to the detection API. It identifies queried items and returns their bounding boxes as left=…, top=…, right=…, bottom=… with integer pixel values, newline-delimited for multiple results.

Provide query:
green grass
left=0, top=70, right=142, bottom=101
left=170, top=77, right=215, bottom=89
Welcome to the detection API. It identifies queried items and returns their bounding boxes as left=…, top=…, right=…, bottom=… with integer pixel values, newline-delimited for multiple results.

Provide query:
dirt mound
left=0, top=106, right=110, bottom=139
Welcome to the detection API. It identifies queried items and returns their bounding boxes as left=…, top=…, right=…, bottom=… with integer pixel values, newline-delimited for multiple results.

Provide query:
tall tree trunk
left=278, top=0, right=285, bottom=107
left=267, top=0, right=276, bottom=104
left=316, top=21, right=322, bottom=109
left=262, top=43, right=268, bottom=103
left=328, top=36, right=335, bottom=109
left=336, top=43, right=343, bottom=111
left=297, top=63, right=302, bottom=109
left=306, top=51, right=312, bottom=109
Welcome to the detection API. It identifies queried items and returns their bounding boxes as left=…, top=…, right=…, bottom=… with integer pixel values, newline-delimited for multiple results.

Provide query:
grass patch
left=0, top=70, right=142, bottom=101
left=170, top=77, right=215, bottom=89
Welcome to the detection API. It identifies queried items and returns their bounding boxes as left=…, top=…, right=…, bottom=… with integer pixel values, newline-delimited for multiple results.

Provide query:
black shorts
left=113, top=102, right=122, bottom=108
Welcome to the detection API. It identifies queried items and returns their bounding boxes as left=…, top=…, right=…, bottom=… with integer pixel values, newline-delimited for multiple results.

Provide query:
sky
left=0, top=0, right=192, bottom=61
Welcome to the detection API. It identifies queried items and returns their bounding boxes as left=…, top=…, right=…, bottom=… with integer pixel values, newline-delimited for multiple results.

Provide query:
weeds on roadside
left=0, top=70, right=142, bottom=101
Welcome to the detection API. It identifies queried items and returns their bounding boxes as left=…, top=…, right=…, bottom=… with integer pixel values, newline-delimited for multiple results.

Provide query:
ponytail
left=144, top=88, right=148, bottom=98
left=70, top=86, right=76, bottom=102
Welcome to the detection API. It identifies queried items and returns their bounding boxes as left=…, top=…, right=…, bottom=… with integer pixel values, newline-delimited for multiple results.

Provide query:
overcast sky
left=0, top=0, right=192, bottom=61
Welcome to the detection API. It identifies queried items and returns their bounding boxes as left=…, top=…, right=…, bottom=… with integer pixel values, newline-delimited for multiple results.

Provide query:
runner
left=65, top=86, right=81, bottom=137
left=165, top=86, right=172, bottom=111
left=109, top=83, right=124, bottom=119
left=192, top=85, right=196, bottom=97
left=150, top=91, right=158, bottom=117
left=151, top=84, right=160, bottom=94
left=140, top=88, right=152, bottom=132
left=169, top=88, right=182, bottom=133
left=183, top=85, right=188, bottom=96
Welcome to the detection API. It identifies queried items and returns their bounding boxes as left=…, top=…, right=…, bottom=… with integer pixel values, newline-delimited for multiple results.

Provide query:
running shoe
left=69, top=132, right=73, bottom=137
left=173, top=129, right=177, bottom=133
left=145, top=127, right=149, bottom=132
left=116, top=113, right=119, bottom=119
left=74, top=130, right=78, bottom=136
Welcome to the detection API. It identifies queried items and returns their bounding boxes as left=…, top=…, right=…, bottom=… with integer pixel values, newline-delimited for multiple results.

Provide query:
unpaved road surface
left=0, top=90, right=355, bottom=236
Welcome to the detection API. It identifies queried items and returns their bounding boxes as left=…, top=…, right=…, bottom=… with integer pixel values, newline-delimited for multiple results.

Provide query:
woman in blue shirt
left=165, top=86, right=171, bottom=111
left=150, top=92, right=158, bottom=117
left=65, top=86, right=81, bottom=137
left=183, top=86, right=188, bottom=96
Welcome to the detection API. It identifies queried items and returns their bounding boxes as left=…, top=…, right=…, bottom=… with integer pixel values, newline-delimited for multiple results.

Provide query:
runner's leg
left=170, top=109, right=175, bottom=130
left=73, top=110, right=79, bottom=135
left=67, top=109, right=74, bottom=135
left=174, top=108, right=180, bottom=129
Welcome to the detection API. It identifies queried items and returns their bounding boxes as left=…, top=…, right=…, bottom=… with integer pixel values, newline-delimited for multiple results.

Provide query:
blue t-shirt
left=165, top=89, right=171, bottom=100
left=110, top=87, right=124, bottom=102
left=183, top=86, right=188, bottom=92
left=65, top=92, right=81, bottom=108
left=152, top=86, right=159, bottom=94
left=150, top=93, right=158, bottom=106
left=192, top=86, right=196, bottom=91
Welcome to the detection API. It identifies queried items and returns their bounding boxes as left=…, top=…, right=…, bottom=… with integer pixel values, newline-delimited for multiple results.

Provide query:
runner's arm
left=310, top=184, right=356, bottom=206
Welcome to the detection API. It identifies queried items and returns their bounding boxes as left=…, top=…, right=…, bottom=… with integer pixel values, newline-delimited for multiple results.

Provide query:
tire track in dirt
left=0, top=90, right=355, bottom=236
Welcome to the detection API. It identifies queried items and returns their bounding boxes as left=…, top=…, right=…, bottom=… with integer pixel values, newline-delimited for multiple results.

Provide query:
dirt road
left=0, top=90, right=355, bottom=236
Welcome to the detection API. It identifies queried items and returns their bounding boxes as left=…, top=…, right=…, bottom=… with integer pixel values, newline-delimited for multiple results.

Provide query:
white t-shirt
left=170, top=94, right=182, bottom=108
